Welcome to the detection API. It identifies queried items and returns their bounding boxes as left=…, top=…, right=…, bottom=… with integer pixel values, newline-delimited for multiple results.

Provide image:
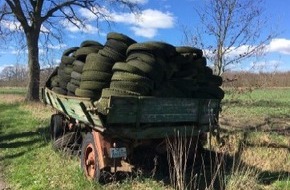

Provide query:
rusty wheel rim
left=84, top=143, right=96, bottom=179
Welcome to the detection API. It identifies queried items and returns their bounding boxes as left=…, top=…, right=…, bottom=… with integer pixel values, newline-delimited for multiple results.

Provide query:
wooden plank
left=106, top=96, right=220, bottom=124
left=107, top=125, right=209, bottom=139
left=44, top=88, right=104, bottom=127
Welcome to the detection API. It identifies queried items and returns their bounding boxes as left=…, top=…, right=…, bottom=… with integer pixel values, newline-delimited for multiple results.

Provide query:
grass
left=0, top=87, right=289, bottom=189
left=218, top=87, right=290, bottom=190
left=0, top=89, right=168, bottom=189
left=0, top=87, right=27, bottom=95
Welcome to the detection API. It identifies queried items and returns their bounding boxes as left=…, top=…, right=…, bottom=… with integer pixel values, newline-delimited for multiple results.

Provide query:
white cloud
left=123, top=0, right=148, bottom=4
left=1, top=20, right=22, bottom=31
left=79, top=8, right=175, bottom=38
left=226, top=45, right=258, bottom=58
left=266, top=38, right=290, bottom=55
left=130, top=26, right=157, bottom=38
left=60, top=20, right=99, bottom=34
left=47, top=44, right=67, bottom=50
left=250, top=60, right=282, bottom=72
left=204, top=45, right=257, bottom=59
left=110, top=9, right=175, bottom=38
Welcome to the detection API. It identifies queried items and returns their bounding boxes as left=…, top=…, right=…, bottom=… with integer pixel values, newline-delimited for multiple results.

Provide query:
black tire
left=126, top=52, right=156, bottom=64
left=112, top=62, right=147, bottom=76
left=85, top=52, right=114, bottom=65
left=81, top=133, right=101, bottom=181
left=145, top=41, right=177, bottom=57
left=50, top=114, right=65, bottom=141
left=111, top=71, right=154, bottom=87
left=180, top=58, right=206, bottom=74
left=169, top=79, right=198, bottom=93
left=71, top=71, right=82, bottom=81
left=105, top=39, right=129, bottom=55
left=81, top=71, right=112, bottom=82
left=51, top=77, right=60, bottom=87
left=101, top=88, right=140, bottom=97
left=72, top=60, right=85, bottom=73
left=52, top=87, right=67, bottom=95
left=176, top=46, right=203, bottom=58
left=67, top=82, right=78, bottom=93
left=207, top=75, right=223, bottom=87
left=84, top=58, right=114, bottom=72
left=61, top=56, right=76, bottom=65
left=80, top=81, right=109, bottom=91
left=126, top=43, right=157, bottom=56
left=107, top=32, right=136, bottom=45
left=63, top=47, right=79, bottom=56
left=75, top=88, right=101, bottom=99
left=110, top=81, right=151, bottom=95
left=99, top=47, right=126, bottom=62
left=127, top=60, right=162, bottom=80
left=75, top=47, right=101, bottom=59
left=70, top=78, right=81, bottom=86
left=152, top=83, right=186, bottom=98
left=67, top=91, right=75, bottom=96
left=80, top=40, right=103, bottom=48
left=172, top=69, right=198, bottom=78
left=64, top=66, right=74, bottom=75
left=196, top=87, right=225, bottom=99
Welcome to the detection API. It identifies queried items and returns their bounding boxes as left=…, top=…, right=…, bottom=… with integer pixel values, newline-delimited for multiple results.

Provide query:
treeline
left=0, top=64, right=53, bottom=87
left=0, top=64, right=290, bottom=88
left=222, top=71, right=290, bottom=88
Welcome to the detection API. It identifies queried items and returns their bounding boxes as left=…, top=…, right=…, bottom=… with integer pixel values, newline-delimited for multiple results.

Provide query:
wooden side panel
left=106, top=96, right=220, bottom=124
left=44, top=88, right=104, bottom=127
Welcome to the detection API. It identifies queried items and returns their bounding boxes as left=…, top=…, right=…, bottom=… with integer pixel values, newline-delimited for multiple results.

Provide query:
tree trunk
left=214, top=44, right=224, bottom=76
left=25, top=32, right=40, bottom=101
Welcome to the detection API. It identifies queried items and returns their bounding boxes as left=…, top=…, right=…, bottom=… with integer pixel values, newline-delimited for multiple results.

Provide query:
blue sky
left=0, top=0, right=290, bottom=73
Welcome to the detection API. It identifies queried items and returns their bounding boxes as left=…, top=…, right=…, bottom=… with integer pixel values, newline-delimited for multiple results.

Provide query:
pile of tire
left=50, top=47, right=78, bottom=95
left=75, top=32, right=136, bottom=99
left=49, top=32, right=224, bottom=100
left=67, top=41, right=104, bottom=96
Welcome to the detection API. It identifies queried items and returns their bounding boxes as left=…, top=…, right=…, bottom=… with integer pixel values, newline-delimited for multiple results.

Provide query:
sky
left=0, top=0, right=290, bottom=73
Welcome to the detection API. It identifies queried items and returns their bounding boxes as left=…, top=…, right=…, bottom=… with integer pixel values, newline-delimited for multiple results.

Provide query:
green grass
left=221, top=88, right=290, bottom=124
left=0, top=92, right=168, bottom=189
left=0, top=87, right=289, bottom=190
left=0, top=87, right=27, bottom=95
left=218, top=87, right=290, bottom=190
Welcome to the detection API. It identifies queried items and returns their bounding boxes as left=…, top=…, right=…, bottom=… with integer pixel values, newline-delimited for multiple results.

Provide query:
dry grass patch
left=241, top=148, right=290, bottom=172
left=21, top=101, right=54, bottom=121
left=0, top=94, right=24, bottom=104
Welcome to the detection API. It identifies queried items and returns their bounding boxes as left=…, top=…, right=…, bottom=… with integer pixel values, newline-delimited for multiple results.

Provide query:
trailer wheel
left=52, top=132, right=76, bottom=150
left=81, top=133, right=100, bottom=181
left=50, top=114, right=64, bottom=141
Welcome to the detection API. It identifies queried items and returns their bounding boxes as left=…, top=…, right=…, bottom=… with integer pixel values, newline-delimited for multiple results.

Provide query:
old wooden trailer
left=42, top=85, right=221, bottom=181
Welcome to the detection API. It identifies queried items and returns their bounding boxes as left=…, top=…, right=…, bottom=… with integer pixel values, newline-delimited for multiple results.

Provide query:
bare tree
left=183, top=0, right=275, bottom=76
left=0, top=64, right=28, bottom=86
left=0, top=0, right=138, bottom=101
left=0, top=66, right=15, bottom=81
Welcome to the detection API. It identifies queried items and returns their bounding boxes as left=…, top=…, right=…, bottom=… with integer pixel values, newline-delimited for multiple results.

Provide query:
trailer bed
left=42, top=87, right=220, bottom=139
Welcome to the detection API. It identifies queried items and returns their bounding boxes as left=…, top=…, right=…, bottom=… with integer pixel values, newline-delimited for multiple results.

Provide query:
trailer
left=42, top=85, right=221, bottom=181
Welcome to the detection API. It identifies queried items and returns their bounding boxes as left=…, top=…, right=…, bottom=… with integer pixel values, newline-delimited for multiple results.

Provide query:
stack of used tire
left=75, top=32, right=136, bottom=99
left=51, top=47, right=78, bottom=95
left=101, top=41, right=176, bottom=97
left=166, top=46, right=224, bottom=99
left=49, top=32, right=224, bottom=100
left=66, top=41, right=103, bottom=96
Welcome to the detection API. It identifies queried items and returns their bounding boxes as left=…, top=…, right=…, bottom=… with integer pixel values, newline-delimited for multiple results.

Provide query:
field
left=0, top=87, right=289, bottom=190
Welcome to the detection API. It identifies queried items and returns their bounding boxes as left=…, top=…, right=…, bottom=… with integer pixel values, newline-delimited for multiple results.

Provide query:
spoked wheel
left=81, top=133, right=100, bottom=181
